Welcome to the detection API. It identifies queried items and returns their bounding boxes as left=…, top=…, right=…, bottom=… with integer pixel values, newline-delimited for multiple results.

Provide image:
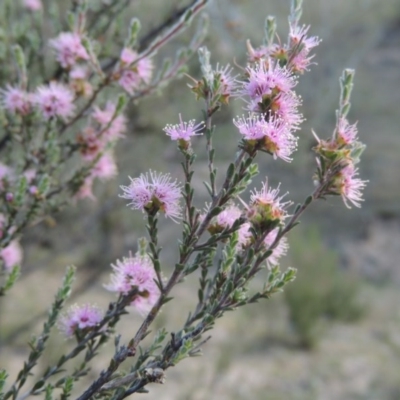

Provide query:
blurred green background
left=2, top=0, right=400, bottom=399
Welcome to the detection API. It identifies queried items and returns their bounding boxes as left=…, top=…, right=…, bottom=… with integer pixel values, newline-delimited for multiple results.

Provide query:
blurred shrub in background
left=284, top=227, right=365, bottom=348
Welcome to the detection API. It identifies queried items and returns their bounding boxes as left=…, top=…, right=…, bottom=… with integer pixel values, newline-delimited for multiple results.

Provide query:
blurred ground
left=2, top=0, right=400, bottom=399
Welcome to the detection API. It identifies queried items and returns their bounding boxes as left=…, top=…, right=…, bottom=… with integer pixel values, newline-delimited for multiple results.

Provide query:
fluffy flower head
left=238, top=61, right=296, bottom=103
left=335, top=117, right=358, bottom=146
left=0, top=86, right=32, bottom=115
left=58, top=304, right=103, bottom=337
left=34, top=82, right=75, bottom=120
left=120, top=171, right=182, bottom=221
left=163, top=114, right=204, bottom=141
left=263, top=228, right=289, bottom=268
left=92, top=102, right=126, bottom=140
left=234, top=114, right=298, bottom=161
left=49, top=32, right=89, bottom=68
left=0, top=241, right=23, bottom=271
left=203, top=204, right=242, bottom=235
left=105, top=254, right=160, bottom=316
left=333, top=164, right=368, bottom=208
left=118, top=49, right=153, bottom=94
left=247, top=180, right=292, bottom=229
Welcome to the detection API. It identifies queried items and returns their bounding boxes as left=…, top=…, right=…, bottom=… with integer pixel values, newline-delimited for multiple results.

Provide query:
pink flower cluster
left=237, top=61, right=303, bottom=131
left=246, top=24, right=320, bottom=74
left=234, top=114, right=298, bottom=161
left=0, top=214, right=23, bottom=272
left=202, top=203, right=242, bottom=235
left=118, top=48, right=153, bottom=95
left=1, top=82, right=75, bottom=121
left=0, top=86, right=32, bottom=115
left=105, top=254, right=160, bottom=316
left=120, top=171, right=182, bottom=221
left=58, top=304, right=103, bottom=337
left=314, top=114, right=367, bottom=208
left=288, top=25, right=321, bottom=73
left=74, top=102, right=127, bottom=200
left=23, top=0, right=42, bottom=11
left=200, top=198, right=289, bottom=267
left=34, top=82, right=75, bottom=120
left=332, top=164, right=368, bottom=209
left=247, top=180, right=292, bottom=227
left=49, top=32, right=89, bottom=69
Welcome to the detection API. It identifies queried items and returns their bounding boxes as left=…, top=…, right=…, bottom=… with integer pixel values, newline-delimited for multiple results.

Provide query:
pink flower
left=105, top=254, right=160, bottom=316
left=215, top=204, right=242, bottom=228
left=23, top=0, right=42, bottom=11
left=234, top=114, right=298, bottom=161
left=120, top=171, right=182, bottom=221
left=49, top=32, right=89, bottom=68
left=238, top=61, right=297, bottom=103
left=215, top=63, right=238, bottom=97
left=34, top=82, right=75, bottom=120
left=118, top=49, right=153, bottom=94
left=288, top=25, right=321, bottom=73
left=59, top=304, right=103, bottom=337
left=263, top=228, right=289, bottom=267
left=69, top=66, right=92, bottom=97
left=247, top=180, right=292, bottom=227
left=73, top=175, right=95, bottom=201
left=91, top=153, right=117, bottom=180
left=0, top=240, right=23, bottom=271
left=163, top=114, right=204, bottom=141
left=77, top=127, right=102, bottom=161
left=203, top=203, right=242, bottom=234
left=0, top=85, right=32, bottom=115
left=335, top=164, right=368, bottom=208
left=237, top=222, right=252, bottom=249
left=92, top=102, right=126, bottom=140
left=246, top=41, right=271, bottom=63
left=335, top=117, right=358, bottom=146
left=267, top=92, right=303, bottom=130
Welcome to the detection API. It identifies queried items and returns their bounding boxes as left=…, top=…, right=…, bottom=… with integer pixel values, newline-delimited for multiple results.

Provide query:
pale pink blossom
left=234, top=114, right=298, bottom=161
left=238, top=61, right=297, bottom=103
left=263, top=228, right=289, bottom=267
left=73, top=176, right=95, bottom=201
left=288, top=25, right=321, bottom=72
left=336, top=164, right=368, bottom=208
left=118, top=49, right=153, bottom=94
left=105, top=254, right=160, bottom=316
left=163, top=114, right=204, bottom=141
left=78, top=127, right=104, bottom=161
left=23, top=0, right=42, bottom=11
left=120, top=171, right=182, bottom=221
left=1, top=241, right=23, bottom=271
left=215, top=63, right=238, bottom=97
left=267, top=92, right=303, bottom=130
left=59, top=304, right=103, bottom=337
left=24, top=169, right=36, bottom=183
left=0, top=85, right=32, bottom=115
left=237, top=222, right=252, bottom=249
left=69, top=66, right=92, bottom=97
left=247, top=180, right=292, bottom=226
left=34, top=82, right=75, bottom=120
left=246, top=41, right=271, bottom=63
left=92, top=103, right=126, bottom=140
left=202, top=203, right=242, bottom=234
left=49, top=32, right=89, bottom=68
left=335, top=117, right=358, bottom=145
left=91, top=153, right=117, bottom=180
